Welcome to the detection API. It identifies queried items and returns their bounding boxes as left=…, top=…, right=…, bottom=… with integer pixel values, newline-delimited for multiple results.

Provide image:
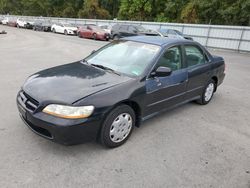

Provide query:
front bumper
left=17, top=97, right=102, bottom=145
left=67, top=30, right=77, bottom=35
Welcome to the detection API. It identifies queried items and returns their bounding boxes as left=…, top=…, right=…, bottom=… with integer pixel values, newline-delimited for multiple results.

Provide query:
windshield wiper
left=81, top=59, right=90, bottom=65
left=91, top=64, right=121, bottom=76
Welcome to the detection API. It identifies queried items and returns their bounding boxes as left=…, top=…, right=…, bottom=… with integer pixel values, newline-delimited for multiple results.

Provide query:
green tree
left=118, top=0, right=153, bottom=21
left=78, top=0, right=110, bottom=19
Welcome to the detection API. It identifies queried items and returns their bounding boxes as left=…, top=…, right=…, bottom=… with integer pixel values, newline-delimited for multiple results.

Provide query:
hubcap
left=204, top=83, right=214, bottom=102
left=109, top=113, right=132, bottom=143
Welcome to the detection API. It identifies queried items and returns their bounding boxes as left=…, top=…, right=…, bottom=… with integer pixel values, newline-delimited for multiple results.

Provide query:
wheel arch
left=104, top=100, right=142, bottom=127
left=211, top=76, right=218, bottom=92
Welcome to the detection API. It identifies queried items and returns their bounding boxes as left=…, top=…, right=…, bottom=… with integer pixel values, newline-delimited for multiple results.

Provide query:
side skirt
left=140, top=95, right=201, bottom=123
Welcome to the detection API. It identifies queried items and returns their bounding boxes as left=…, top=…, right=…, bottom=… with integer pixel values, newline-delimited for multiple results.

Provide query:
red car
left=78, top=25, right=110, bottom=41
left=7, top=18, right=17, bottom=27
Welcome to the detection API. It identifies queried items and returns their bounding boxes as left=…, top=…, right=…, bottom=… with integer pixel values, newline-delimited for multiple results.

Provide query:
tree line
left=0, top=0, right=249, bottom=26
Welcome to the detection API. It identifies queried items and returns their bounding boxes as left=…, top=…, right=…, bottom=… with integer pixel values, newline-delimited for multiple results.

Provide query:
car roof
left=122, top=36, right=194, bottom=47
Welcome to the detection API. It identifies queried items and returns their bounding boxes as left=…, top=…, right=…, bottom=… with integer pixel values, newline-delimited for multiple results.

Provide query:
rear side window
left=184, top=45, right=206, bottom=67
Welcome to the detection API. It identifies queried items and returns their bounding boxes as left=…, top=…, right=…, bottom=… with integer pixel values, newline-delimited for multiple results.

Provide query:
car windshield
left=85, top=41, right=160, bottom=77
left=175, top=30, right=183, bottom=36
left=90, top=26, right=103, bottom=31
left=136, top=25, right=146, bottom=32
left=63, top=23, right=73, bottom=27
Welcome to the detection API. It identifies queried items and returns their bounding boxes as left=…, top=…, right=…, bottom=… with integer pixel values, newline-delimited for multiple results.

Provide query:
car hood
left=22, top=62, right=131, bottom=104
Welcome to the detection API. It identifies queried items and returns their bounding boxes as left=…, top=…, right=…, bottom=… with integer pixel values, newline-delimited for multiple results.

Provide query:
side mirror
left=151, top=66, right=172, bottom=77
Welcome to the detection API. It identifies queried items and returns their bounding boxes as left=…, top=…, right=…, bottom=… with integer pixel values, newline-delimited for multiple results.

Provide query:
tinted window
left=120, top=25, right=128, bottom=31
left=156, top=46, right=182, bottom=71
left=128, top=26, right=136, bottom=32
left=185, top=45, right=206, bottom=67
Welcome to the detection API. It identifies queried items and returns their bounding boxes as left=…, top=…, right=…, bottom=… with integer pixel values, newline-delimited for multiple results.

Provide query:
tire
left=100, top=104, right=135, bottom=148
left=64, top=30, right=68, bottom=35
left=17, top=24, right=19, bottom=28
left=113, top=35, right=119, bottom=40
left=77, top=32, right=81, bottom=38
left=196, top=80, right=216, bottom=105
left=52, top=28, right=56, bottom=33
left=93, top=33, right=97, bottom=40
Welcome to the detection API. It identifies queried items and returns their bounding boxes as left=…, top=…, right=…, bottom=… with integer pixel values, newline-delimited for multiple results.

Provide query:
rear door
left=184, top=45, right=212, bottom=99
left=145, top=45, right=188, bottom=116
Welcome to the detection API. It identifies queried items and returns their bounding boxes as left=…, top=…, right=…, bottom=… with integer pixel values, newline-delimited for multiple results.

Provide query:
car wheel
left=113, top=35, right=119, bottom=40
left=64, top=30, right=68, bottom=35
left=17, top=24, right=19, bottom=28
left=197, top=80, right=216, bottom=105
left=52, top=28, right=56, bottom=33
left=100, top=104, right=135, bottom=148
left=93, top=33, right=97, bottom=40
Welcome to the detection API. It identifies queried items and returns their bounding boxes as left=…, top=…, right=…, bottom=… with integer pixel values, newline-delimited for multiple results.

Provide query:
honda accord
left=17, top=36, right=225, bottom=148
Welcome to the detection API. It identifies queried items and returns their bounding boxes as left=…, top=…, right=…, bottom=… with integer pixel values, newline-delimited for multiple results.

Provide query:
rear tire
left=196, top=80, right=215, bottom=105
left=100, top=105, right=135, bottom=148
left=93, top=33, right=97, bottom=40
left=64, top=30, right=68, bottom=35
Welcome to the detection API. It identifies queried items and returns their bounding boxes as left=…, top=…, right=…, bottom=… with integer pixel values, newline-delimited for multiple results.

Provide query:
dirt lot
left=0, top=25, right=249, bottom=188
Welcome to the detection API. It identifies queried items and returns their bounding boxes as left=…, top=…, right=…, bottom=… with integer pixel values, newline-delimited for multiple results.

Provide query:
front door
left=145, top=45, right=188, bottom=117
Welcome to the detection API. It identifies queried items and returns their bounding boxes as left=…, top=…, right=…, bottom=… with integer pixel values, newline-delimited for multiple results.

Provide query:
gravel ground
left=0, top=25, right=249, bottom=188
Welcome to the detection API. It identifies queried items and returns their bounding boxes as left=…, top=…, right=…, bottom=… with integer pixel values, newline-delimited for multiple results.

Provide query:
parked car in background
left=0, top=16, right=4, bottom=24
left=25, top=20, right=34, bottom=29
left=16, top=36, right=225, bottom=147
left=16, top=18, right=27, bottom=28
left=158, top=29, right=193, bottom=40
left=33, top=20, right=52, bottom=32
left=51, top=23, right=77, bottom=35
left=100, top=25, right=112, bottom=35
left=78, top=25, right=110, bottom=41
left=1, top=17, right=9, bottom=25
left=7, top=18, right=17, bottom=27
left=111, top=24, right=160, bottom=39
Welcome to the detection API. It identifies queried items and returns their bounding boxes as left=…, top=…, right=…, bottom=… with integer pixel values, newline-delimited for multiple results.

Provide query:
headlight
left=42, top=104, right=94, bottom=119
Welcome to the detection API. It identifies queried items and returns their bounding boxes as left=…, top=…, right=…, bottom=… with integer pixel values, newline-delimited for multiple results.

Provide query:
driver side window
left=156, top=46, right=182, bottom=71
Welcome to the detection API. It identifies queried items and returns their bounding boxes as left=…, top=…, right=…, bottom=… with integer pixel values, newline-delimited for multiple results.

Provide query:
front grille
left=17, top=91, right=39, bottom=112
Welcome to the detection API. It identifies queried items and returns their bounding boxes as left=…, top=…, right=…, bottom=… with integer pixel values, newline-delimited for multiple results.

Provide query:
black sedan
left=33, top=20, right=52, bottom=32
left=17, top=36, right=225, bottom=148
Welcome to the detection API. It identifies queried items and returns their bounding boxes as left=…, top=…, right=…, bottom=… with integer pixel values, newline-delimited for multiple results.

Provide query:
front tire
left=100, top=105, right=135, bottom=148
left=197, top=80, right=215, bottom=105
left=52, top=28, right=56, bottom=33
left=93, top=33, right=97, bottom=40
